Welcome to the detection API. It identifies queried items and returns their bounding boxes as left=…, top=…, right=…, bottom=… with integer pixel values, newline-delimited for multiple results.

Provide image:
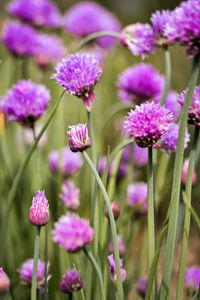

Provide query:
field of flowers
left=0, top=0, right=200, bottom=299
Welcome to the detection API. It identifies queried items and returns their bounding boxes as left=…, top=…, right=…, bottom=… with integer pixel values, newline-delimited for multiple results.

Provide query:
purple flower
left=178, top=86, right=200, bottom=127
left=136, top=277, right=148, bottom=298
left=48, top=150, right=59, bottom=173
left=2, top=80, right=50, bottom=127
left=52, top=54, right=102, bottom=111
left=184, top=266, right=200, bottom=291
left=0, top=268, right=10, bottom=295
left=133, top=144, right=148, bottom=167
left=67, top=123, right=91, bottom=152
left=64, top=1, right=120, bottom=49
left=60, top=269, right=83, bottom=294
left=60, top=180, right=80, bottom=211
left=164, top=91, right=181, bottom=121
left=62, top=148, right=83, bottom=176
left=98, top=156, right=113, bottom=178
left=108, top=254, right=126, bottom=283
left=18, top=259, right=50, bottom=288
left=29, top=191, right=49, bottom=226
left=127, top=182, right=147, bottom=213
left=34, top=33, right=65, bottom=68
left=124, top=102, right=173, bottom=148
left=118, top=63, right=164, bottom=104
left=151, top=10, right=172, bottom=46
left=52, top=213, right=94, bottom=252
left=17, top=124, right=48, bottom=149
left=7, top=0, right=62, bottom=28
left=1, top=21, right=38, bottom=57
left=164, top=0, right=200, bottom=56
left=121, top=23, right=155, bottom=59
left=109, top=235, right=126, bottom=257
left=159, top=123, right=190, bottom=153
left=181, top=159, right=197, bottom=186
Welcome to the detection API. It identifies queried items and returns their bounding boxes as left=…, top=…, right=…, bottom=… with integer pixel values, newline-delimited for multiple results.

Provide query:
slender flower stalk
left=176, top=127, right=199, bottom=300
left=82, top=151, right=124, bottom=300
left=160, top=53, right=200, bottom=299
left=147, top=147, right=155, bottom=300
left=31, top=226, right=41, bottom=300
left=87, top=111, right=96, bottom=163
left=83, top=248, right=106, bottom=300
left=44, top=226, right=49, bottom=300
left=160, top=47, right=171, bottom=106
left=0, top=91, right=65, bottom=264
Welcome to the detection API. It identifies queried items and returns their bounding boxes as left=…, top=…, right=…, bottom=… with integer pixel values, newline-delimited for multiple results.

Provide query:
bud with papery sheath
left=67, top=124, right=91, bottom=153
left=29, top=191, right=50, bottom=226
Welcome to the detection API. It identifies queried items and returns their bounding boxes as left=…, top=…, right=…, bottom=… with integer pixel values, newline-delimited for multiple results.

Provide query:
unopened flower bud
left=29, top=191, right=50, bottom=226
left=105, top=201, right=120, bottom=220
left=0, top=268, right=10, bottom=295
left=181, top=159, right=197, bottom=185
left=60, top=269, right=83, bottom=294
left=67, top=123, right=91, bottom=153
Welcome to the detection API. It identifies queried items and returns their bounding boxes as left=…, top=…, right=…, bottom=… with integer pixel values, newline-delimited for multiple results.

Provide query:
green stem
left=44, top=226, right=49, bottom=300
left=68, top=293, right=73, bottom=300
left=31, top=226, right=41, bottom=300
left=160, top=47, right=171, bottom=106
left=87, top=111, right=96, bottom=163
left=182, top=191, right=200, bottom=235
left=83, top=248, right=106, bottom=300
left=0, top=91, right=65, bottom=264
left=176, top=127, right=199, bottom=300
left=82, top=151, right=124, bottom=300
left=160, top=53, right=200, bottom=299
left=75, top=31, right=121, bottom=52
left=147, top=147, right=155, bottom=300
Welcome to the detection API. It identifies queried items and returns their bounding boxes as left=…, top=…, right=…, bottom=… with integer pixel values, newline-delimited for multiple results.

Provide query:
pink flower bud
left=67, top=123, right=91, bottom=153
left=29, top=191, right=50, bottom=226
left=181, top=159, right=197, bottom=185
left=105, top=201, right=120, bottom=220
left=0, top=268, right=10, bottom=295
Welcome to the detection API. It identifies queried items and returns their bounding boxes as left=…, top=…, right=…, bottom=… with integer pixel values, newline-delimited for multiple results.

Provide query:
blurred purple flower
left=127, top=182, right=147, bottom=213
left=52, top=213, right=94, bottom=252
left=52, top=54, right=102, bottom=111
left=62, top=147, right=83, bottom=176
left=7, top=0, right=62, bottom=28
left=108, top=254, right=126, bottom=283
left=184, top=266, right=200, bottom=291
left=124, top=102, right=173, bottom=148
left=2, top=80, right=50, bottom=127
left=109, top=235, right=126, bottom=257
left=178, top=86, right=200, bottom=127
left=48, top=150, right=59, bottom=173
left=121, top=23, right=155, bottom=59
left=29, top=191, right=50, bottom=226
left=164, top=0, right=200, bottom=56
left=67, top=123, right=91, bottom=153
left=133, top=144, right=148, bottom=167
left=118, top=63, right=164, bottom=103
left=0, top=268, right=10, bottom=295
left=105, top=201, right=120, bottom=221
left=151, top=10, right=172, bottom=46
left=17, top=124, right=48, bottom=149
left=64, top=1, right=120, bottom=49
left=60, top=269, right=83, bottom=294
left=98, top=156, right=113, bottom=178
left=34, top=33, right=65, bottom=68
left=60, top=180, right=80, bottom=211
left=18, top=259, right=50, bottom=288
left=1, top=21, right=38, bottom=57
left=136, top=277, right=148, bottom=298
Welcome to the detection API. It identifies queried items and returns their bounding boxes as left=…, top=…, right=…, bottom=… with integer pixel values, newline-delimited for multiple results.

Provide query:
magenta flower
left=67, top=124, right=91, bottom=152
left=52, top=213, right=94, bottom=252
left=163, top=91, right=181, bottom=121
left=60, top=269, right=83, bottom=294
left=62, top=148, right=83, bottom=176
left=159, top=123, right=190, bottom=153
left=109, top=235, right=126, bottom=257
left=52, top=54, right=102, bottom=111
left=2, top=80, right=50, bottom=127
left=133, top=144, right=148, bottom=167
left=1, top=21, right=38, bottom=57
left=64, top=1, right=120, bottom=49
left=178, top=86, right=200, bottom=127
left=121, top=23, right=155, bottom=59
left=108, top=254, right=126, bottom=283
left=184, top=266, right=200, bottom=291
left=118, top=63, right=164, bottom=104
left=48, top=150, right=59, bottom=173
left=7, top=0, right=62, bottom=28
left=60, top=180, right=80, bottom=211
left=136, top=277, right=148, bottom=298
left=18, top=259, right=50, bottom=288
left=164, top=0, right=200, bottom=56
left=181, top=159, right=197, bottom=186
left=34, top=34, right=65, bottom=68
left=0, top=268, right=10, bottom=295
left=29, top=191, right=49, bottom=226
left=127, top=182, right=147, bottom=213
left=151, top=10, right=172, bottom=46
left=124, top=102, right=173, bottom=148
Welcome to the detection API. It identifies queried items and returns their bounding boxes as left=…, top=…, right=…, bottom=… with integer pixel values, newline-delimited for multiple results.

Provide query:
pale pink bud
left=29, top=191, right=50, bottom=226
left=181, top=159, right=197, bottom=185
